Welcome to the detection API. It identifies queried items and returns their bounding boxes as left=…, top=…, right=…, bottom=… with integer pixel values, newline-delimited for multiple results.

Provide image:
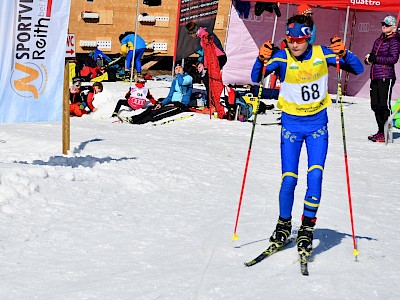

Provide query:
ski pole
left=232, top=60, right=267, bottom=241
left=336, top=55, right=359, bottom=259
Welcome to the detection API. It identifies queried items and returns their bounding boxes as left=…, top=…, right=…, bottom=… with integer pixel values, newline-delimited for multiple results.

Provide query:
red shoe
left=368, top=131, right=379, bottom=141
left=371, top=132, right=385, bottom=142
left=144, top=73, right=153, bottom=80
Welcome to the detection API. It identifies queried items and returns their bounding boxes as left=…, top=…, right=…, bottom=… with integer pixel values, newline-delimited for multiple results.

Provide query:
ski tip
left=244, top=261, right=255, bottom=267
left=301, top=268, right=309, bottom=276
left=232, top=234, right=239, bottom=241
left=300, top=254, right=309, bottom=276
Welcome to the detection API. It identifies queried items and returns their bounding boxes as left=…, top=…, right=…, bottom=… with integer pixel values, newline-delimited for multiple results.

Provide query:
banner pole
left=129, top=0, right=141, bottom=85
left=271, top=2, right=279, bottom=44
left=223, top=0, right=233, bottom=52
left=172, top=0, right=182, bottom=75
left=62, top=61, right=70, bottom=155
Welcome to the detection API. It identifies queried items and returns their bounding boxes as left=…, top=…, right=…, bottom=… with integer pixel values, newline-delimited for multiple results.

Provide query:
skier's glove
left=259, top=41, right=274, bottom=61
left=329, top=35, right=346, bottom=57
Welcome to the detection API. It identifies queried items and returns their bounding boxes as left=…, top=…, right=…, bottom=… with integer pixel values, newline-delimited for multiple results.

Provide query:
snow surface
left=1, top=80, right=399, bottom=300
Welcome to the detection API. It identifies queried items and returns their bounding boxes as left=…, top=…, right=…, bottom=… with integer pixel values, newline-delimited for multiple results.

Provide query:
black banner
left=175, top=0, right=219, bottom=61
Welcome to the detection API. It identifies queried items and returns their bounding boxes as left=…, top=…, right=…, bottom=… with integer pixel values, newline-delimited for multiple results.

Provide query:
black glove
left=171, top=101, right=186, bottom=109
left=368, top=53, right=376, bottom=64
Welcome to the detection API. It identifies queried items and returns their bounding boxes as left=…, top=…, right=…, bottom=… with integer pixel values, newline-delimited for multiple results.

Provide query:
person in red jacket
left=69, top=77, right=86, bottom=117
left=80, top=66, right=104, bottom=82
left=84, top=82, right=103, bottom=112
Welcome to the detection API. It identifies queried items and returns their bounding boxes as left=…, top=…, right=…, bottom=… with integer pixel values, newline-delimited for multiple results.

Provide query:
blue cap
left=286, top=22, right=312, bottom=38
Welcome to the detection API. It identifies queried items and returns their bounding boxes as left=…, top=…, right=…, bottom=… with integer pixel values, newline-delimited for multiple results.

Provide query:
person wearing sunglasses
left=297, top=4, right=316, bottom=45
left=251, top=14, right=363, bottom=260
left=364, top=16, right=400, bottom=142
left=69, top=77, right=86, bottom=117
left=69, top=77, right=102, bottom=117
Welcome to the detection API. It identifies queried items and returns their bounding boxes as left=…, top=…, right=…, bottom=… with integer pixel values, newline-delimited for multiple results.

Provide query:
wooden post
left=62, top=61, right=70, bottom=155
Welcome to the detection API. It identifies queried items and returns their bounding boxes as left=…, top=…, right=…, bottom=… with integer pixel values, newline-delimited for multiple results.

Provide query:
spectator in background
left=297, top=4, right=316, bottom=45
left=186, top=21, right=227, bottom=70
left=85, top=82, right=103, bottom=113
left=80, top=65, right=105, bottom=82
left=195, top=62, right=210, bottom=107
left=69, top=77, right=86, bottom=117
left=69, top=78, right=102, bottom=117
left=119, top=31, right=147, bottom=80
left=365, top=15, right=400, bottom=142
left=154, top=63, right=193, bottom=109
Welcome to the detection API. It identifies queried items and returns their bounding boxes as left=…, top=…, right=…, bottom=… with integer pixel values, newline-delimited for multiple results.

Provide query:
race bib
left=128, top=97, right=146, bottom=110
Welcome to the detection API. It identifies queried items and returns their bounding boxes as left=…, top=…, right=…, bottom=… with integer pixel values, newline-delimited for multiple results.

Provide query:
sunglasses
left=381, top=22, right=392, bottom=27
left=285, top=35, right=309, bottom=44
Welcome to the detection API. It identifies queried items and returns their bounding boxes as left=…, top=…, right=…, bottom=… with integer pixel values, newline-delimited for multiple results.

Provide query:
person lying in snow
left=80, top=65, right=105, bottom=82
left=69, top=78, right=103, bottom=117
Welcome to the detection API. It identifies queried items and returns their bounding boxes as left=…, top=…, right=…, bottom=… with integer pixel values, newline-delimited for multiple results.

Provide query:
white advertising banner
left=0, top=0, right=71, bottom=123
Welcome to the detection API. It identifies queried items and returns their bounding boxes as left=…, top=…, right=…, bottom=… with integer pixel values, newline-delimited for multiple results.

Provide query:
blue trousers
left=279, top=122, right=329, bottom=220
left=125, top=48, right=146, bottom=73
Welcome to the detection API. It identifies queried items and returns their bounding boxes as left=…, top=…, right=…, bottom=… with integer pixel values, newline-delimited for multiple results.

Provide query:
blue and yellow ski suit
left=251, top=45, right=363, bottom=219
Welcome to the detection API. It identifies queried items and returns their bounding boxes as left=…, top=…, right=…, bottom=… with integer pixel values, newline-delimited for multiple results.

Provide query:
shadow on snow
left=14, top=155, right=137, bottom=168
left=72, top=138, right=103, bottom=154
left=14, top=138, right=137, bottom=168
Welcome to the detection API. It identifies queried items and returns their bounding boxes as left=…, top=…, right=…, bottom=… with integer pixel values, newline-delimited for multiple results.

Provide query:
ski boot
left=296, top=216, right=316, bottom=257
left=124, top=71, right=131, bottom=81
left=269, top=216, right=292, bottom=247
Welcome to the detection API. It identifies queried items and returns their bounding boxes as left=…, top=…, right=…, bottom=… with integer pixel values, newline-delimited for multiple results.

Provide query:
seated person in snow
left=110, top=80, right=156, bottom=118
left=69, top=78, right=103, bottom=117
left=126, top=63, right=193, bottom=124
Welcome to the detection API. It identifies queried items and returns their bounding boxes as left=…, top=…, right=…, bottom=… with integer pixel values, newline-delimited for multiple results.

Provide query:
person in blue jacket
left=251, top=15, right=363, bottom=260
left=127, top=63, right=193, bottom=124
left=119, top=32, right=147, bottom=78
left=154, top=63, right=193, bottom=108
